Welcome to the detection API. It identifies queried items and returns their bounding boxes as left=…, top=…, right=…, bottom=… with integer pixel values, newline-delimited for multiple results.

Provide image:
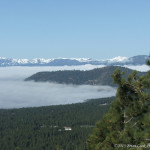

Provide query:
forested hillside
left=87, top=67, right=150, bottom=149
left=25, top=66, right=145, bottom=86
left=0, top=97, right=114, bottom=150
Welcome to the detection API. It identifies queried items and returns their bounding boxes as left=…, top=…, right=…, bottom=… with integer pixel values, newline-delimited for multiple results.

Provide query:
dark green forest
left=25, top=66, right=145, bottom=86
left=2, top=65, right=149, bottom=150
left=87, top=67, right=150, bottom=149
left=0, top=97, right=114, bottom=150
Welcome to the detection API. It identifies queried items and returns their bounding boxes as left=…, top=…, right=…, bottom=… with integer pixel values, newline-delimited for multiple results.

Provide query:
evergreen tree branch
left=125, top=117, right=133, bottom=124
left=132, top=121, right=138, bottom=127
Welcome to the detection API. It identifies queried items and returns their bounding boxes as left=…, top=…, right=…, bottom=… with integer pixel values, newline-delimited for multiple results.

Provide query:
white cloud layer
left=0, top=81, right=116, bottom=108
left=0, top=64, right=148, bottom=109
left=0, top=65, right=116, bottom=108
left=123, top=65, right=149, bottom=72
left=0, top=65, right=105, bottom=81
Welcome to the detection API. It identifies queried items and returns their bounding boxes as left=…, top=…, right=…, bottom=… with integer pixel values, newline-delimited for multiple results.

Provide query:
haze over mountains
left=0, top=55, right=148, bottom=67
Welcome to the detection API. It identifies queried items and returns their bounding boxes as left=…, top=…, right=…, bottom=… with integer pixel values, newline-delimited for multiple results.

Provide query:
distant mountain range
left=0, top=55, right=148, bottom=67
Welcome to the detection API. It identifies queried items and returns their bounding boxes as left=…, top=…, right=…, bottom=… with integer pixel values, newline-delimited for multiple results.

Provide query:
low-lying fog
left=1, top=64, right=147, bottom=109
left=0, top=80, right=116, bottom=108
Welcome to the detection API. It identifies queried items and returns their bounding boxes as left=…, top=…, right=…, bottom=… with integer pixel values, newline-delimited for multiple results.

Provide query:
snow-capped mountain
left=0, top=55, right=148, bottom=67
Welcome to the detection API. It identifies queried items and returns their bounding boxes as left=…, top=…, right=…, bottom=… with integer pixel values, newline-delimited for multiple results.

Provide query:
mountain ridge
left=25, top=66, right=145, bottom=86
left=0, top=55, right=148, bottom=67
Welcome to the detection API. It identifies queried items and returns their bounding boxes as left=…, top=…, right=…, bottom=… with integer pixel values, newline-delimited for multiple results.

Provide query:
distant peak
left=108, top=56, right=129, bottom=62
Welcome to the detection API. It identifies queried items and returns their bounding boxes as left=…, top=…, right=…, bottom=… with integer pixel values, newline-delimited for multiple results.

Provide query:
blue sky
left=0, top=0, right=150, bottom=59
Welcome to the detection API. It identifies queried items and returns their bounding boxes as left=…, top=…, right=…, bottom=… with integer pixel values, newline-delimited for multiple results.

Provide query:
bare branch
left=132, top=122, right=138, bottom=127
left=125, top=117, right=133, bottom=124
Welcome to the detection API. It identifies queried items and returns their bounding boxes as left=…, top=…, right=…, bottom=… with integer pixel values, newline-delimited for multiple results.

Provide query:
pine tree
left=15, top=147, right=21, bottom=150
left=87, top=60, right=150, bottom=150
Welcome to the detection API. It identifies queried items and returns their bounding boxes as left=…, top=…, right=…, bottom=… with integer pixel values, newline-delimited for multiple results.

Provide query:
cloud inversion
left=0, top=65, right=117, bottom=108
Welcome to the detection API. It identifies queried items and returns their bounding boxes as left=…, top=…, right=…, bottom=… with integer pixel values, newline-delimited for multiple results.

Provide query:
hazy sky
left=0, top=0, right=150, bottom=59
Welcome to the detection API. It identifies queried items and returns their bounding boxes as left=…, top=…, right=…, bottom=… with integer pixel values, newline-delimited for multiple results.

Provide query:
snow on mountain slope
left=108, top=56, right=129, bottom=63
left=0, top=55, right=148, bottom=67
